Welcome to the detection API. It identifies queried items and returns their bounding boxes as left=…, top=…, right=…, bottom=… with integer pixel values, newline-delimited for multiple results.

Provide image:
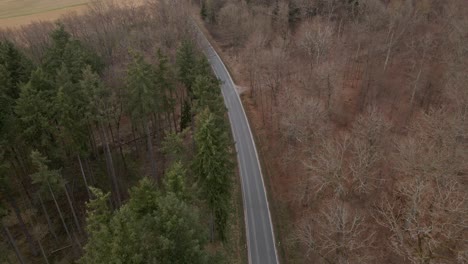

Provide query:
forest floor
left=0, top=0, right=144, bottom=28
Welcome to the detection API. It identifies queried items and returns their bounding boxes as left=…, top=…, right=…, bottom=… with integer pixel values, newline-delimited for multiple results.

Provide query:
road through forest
left=196, top=27, right=280, bottom=264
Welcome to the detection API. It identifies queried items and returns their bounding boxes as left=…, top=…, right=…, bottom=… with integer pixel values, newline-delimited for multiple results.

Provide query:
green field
left=0, top=0, right=90, bottom=19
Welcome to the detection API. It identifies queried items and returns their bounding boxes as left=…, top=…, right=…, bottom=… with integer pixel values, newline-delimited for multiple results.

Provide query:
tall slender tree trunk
left=84, top=158, right=96, bottom=186
left=77, top=155, right=91, bottom=199
left=210, top=209, right=215, bottom=242
left=3, top=224, right=25, bottom=264
left=132, top=124, right=140, bottom=155
left=37, top=238, right=50, bottom=264
left=115, top=122, right=128, bottom=172
left=99, top=122, right=121, bottom=207
left=38, top=194, right=58, bottom=242
left=88, top=122, right=99, bottom=159
left=64, top=183, right=83, bottom=235
left=9, top=160, right=32, bottom=203
left=145, top=122, right=158, bottom=181
left=108, top=123, right=115, bottom=144
left=383, top=30, right=394, bottom=72
left=47, top=181, right=75, bottom=252
left=7, top=197, right=38, bottom=256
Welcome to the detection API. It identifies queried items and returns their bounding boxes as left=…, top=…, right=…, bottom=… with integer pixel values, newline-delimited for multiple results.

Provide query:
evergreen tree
left=81, top=66, right=122, bottom=206
left=79, top=188, right=113, bottom=264
left=192, top=75, right=225, bottom=117
left=0, top=40, right=33, bottom=97
left=81, top=178, right=208, bottom=264
left=176, top=40, right=198, bottom=93
left=201, top=0, right=208, bottom=20
left=126, top=52, right=159, bottom=180
left=55, top=64, right=89, bottom=156
left=288, top=1, right=301, bottom=30
left=15, top=68, right=58, bottom=158
left=161, top=130, right=188, bottom=164
left=155, top=49, right=177, bottom=132
left=193, top=109, right=233, bottom=241
left=164, top=161, right=188, bottom=200
left=44, top=24, right=103, bottom=82
left=180, top=99, right=192, bottom=131
left=30, top=151, right=83, bottom=240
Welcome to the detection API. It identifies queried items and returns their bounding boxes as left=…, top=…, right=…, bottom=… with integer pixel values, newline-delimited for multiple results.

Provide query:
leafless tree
left=298, top=19, right=333, bottom=66
left=293, top=201, right=375, bottom=263
left=348, top=108, right=390, bottom=195
left=374, top=177, right=466, bottom=264
left=301, top=135, right=351, bottom=203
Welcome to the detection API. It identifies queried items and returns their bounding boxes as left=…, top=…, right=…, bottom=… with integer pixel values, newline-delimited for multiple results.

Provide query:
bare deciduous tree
left=293, top=201, right=375, bottom=264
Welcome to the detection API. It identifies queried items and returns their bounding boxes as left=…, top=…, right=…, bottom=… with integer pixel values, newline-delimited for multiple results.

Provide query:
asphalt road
left=196, top=28, right=280, bottom=264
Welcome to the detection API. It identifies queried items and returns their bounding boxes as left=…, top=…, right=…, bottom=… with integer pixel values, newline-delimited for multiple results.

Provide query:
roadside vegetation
left=0, top=1, right=243, bottom=263
left=198, top=0, right=467, bottom=263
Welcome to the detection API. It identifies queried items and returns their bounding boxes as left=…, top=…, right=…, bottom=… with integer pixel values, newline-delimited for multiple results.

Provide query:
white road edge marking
left=201, top=30, right=281, bottom=264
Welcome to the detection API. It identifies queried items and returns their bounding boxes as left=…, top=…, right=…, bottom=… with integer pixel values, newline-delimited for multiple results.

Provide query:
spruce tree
left=193, top=109, right=233, bottom=241
left=44, top=24, right=103, bottom=82
left=176, top=40, right=197, bottom=93
left=161, top=130, right=188, bottom=164
left=180, top=99, right=192, bottom=131
left=164, top=161, right=188, bottom=200
left=0, top=40, right=33, bottom=97
left=79, top=188, right=113, bottom=264
left=81, top=178, right=208, bottom=264
left=155, top=49, right=177, bottom=131
left=126, top=52, right=159, bottom=180
left=15, top=68, right=58, bottom=158
left=81, top=66, right=122, bottom=206
left=192, top=75, right=225, bottom=117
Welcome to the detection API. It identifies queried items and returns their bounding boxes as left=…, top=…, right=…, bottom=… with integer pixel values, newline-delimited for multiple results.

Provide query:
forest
left=199, top=0, right=467, bottom=263
left=1, top=1, right=243, bottom=263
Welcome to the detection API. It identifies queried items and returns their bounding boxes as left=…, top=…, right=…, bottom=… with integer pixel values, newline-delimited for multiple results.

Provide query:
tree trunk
left=38, top=193, right=58, bottom=242
left=383, top=31, right=394, bottom=72
left=145, top=122, right=158, bottom=181
left=64, top=183, right=83, bottom=235
left=99, top=122, right=122, bottom=207
left=210, top=209, right=215, bottom=242
left=84, top=158, right=96, bottom=186
left=47, top=181, right=75, bottom=253
left=9, top=159, right=32, bottom=203
left=77, top=155, right=91, bottom=199
left=7, top=197, right=38, bottom=256
left=76, top=154, right=91, bottom=199
left=87, top=122, right=99, bottom=160
left=115, top=121, right=128, bottom=172
left=2, top=224, right=25, bottom=264
left=37, top=238, right=50, bottom=264
left=132, top=124, right=140, bottom=154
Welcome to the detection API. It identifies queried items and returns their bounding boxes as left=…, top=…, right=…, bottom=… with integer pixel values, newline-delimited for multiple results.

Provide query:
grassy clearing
left=0, top=0, right=90, bottom=19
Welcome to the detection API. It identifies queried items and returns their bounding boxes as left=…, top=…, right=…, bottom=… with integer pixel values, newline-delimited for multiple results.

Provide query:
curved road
left=196, top=28, right=280, bottom=264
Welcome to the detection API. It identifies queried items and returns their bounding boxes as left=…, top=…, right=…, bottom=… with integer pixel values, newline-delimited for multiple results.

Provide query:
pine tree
left=193, top=109, right=233, bottom=241
left=79, top=187, right=113, bottom=264
left=164, top=161, right=188, bottom=200
left=192, top=74, right=225, bottom=117
left=155, top=49, right=177, bottom=132
left=81, top=66, right=121, bottom=206
left=15, top=68, right=58, bottom=158
left=0, top=154, right=38, bottom=259
left=176, top=40, right=198, bottom=93
left=81, top=178, right=208, bottom=264
left=161, top=130, right=188, bottom=164
left=30, top=151, right=83, bottom=244
left=201, top=1, right=208, bottom=21
left=0, top=40, right=33, bottom=97
left=43, top=24, right=102, bottom=82
left=126, top=52, right=159, bottom=181
left=180, top=99, right=192, bottom=131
